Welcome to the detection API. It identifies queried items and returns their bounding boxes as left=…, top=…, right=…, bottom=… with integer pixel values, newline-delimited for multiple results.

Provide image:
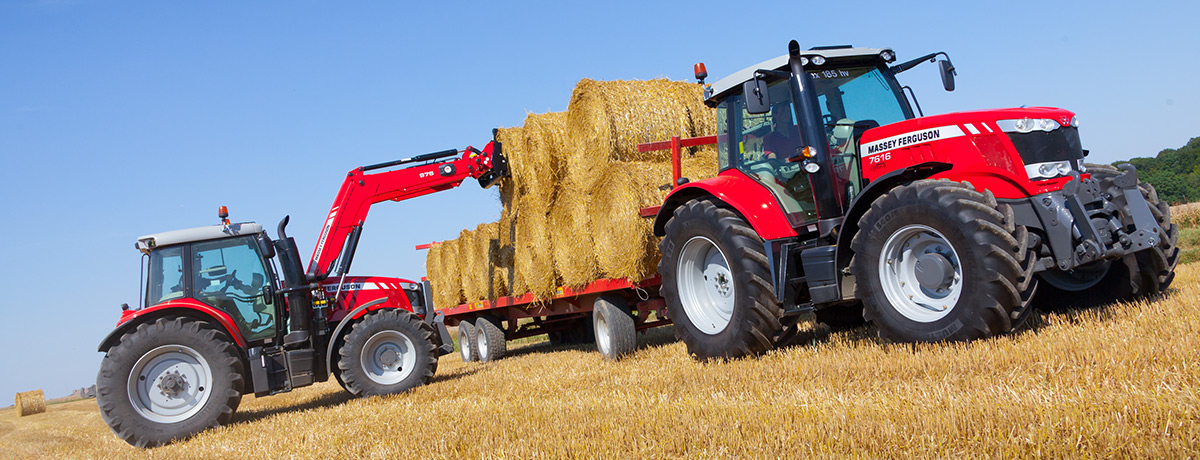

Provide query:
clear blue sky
left=1, top=1, right=1196, bottom=400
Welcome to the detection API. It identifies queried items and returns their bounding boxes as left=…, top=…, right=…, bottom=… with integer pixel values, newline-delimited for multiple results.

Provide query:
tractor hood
left=860, top=107, right=1077, bottom=150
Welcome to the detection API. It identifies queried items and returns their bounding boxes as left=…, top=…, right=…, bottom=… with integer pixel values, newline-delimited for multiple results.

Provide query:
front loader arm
left=306, top=140, right=508, bottom=279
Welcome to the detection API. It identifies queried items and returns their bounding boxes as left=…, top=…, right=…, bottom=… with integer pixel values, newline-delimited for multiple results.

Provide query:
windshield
left=811, top=65, right=911, bottom=127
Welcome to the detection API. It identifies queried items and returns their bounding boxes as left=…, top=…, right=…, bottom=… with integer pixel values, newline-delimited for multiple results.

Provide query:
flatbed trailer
left=427, top=134, right=719, bottom=361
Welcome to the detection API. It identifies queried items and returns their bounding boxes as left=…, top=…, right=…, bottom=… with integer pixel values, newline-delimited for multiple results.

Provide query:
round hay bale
left=16, top=390, right=45, bottom=417
left=465, top=222, right=501, bottom=302
left=439, top=236, right=465, bottom=307
left=519, top=111, right=568, bottom=206
left=425, top=241, right=452, bottom=310
left=513, top=199, right=558, bottom=299
left=494, top=126, right=526, bottom=208
left=492, top=209, right=523, bottom=297
left=548, top=175, right=599, bottom=288
left=564, top=79, right=710, bottom=184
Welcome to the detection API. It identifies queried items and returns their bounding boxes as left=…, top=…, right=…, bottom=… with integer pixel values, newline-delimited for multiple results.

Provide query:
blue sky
left=1, top=1, right=1196, bottom=400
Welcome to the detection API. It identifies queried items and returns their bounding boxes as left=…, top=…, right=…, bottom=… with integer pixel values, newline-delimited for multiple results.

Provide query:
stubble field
left=2, top=214, right=1199, bottom=459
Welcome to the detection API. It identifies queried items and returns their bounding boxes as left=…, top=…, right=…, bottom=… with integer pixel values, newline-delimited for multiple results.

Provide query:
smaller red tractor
left=96, top=138, right=508, bottom=446
left=653, top=40, right=1178, bottom=359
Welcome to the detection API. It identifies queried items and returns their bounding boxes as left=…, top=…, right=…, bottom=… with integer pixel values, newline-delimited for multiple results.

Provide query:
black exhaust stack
left=787, top=40, right=842, bottom=235
left=274, top=216, right=314, bottom=348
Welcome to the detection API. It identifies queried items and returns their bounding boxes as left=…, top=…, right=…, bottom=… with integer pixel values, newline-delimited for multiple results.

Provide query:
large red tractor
left=655, top=41, right=1178, bottom=359
left=95, top=139, right=508, bottom=446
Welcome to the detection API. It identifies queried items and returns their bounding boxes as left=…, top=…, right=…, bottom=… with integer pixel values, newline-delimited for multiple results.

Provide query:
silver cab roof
left=136, top=222, right=263, bottom=253
left=707, top=47, right=892, bottom=105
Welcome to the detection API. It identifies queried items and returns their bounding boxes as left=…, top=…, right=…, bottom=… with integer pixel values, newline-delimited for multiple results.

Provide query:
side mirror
left=257, top=234, right=275, bottom=259
left=742, top=78, right=771, bottom=114
left=939, top=60, right=956, bottom=92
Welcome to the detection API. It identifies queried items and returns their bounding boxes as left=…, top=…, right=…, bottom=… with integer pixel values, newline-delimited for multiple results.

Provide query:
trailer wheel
left=337, top=309, right=437, bottom=397
left=474, top=316, right=506, bottom=362
left=457, top=321, right=479, bottom=362
left=96, top=316, right=244, bottom=447
left=1033, top=164, right=1179, bottom=308
left=659, top=197, right=783, bottom=360
left=593, top=296, right=636, bottom=360
left=851, top=180, right=1033, bottom=342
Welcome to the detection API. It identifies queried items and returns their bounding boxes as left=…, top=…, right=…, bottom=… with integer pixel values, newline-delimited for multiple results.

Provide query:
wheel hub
left=676, top=236, right=736, bottom=335
left=156, top=371, right=188, bottom=397
left=360, top=331, right=416, bottom=385
left=379, top=348, right=399, bottom=368
left=914, top=252, right=954, bottom=291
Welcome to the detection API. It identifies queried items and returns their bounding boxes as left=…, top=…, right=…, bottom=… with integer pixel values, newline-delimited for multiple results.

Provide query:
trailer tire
left=1034, top=164, right=1179, bottom=308
left=474, top=316, right=506, bottom=362
left=457, top=321, right=479, bottom=362
left=593, top=296, right=636, bottom=360
left=337, top=309, right=437, bottom=397
left=851, top=180, right=1032, bottom=342
left=96, top=316, right=244, bottom=447
left=659, top=197, right=783, bottom=360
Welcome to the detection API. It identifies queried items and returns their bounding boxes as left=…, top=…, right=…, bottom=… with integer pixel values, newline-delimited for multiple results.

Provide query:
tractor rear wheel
left=659, top=198, right=783, bottom=360
left=457, top=321, right=478, bottom=362
left=96, top=316, right=244, bottom=447
left=851, top=180, right=1035, bottom=342
left=474, top=316, right=507, bottom=362
left=337, top=309, right=437, bottom=397
left=1033, top=164, right=1179, bottom=308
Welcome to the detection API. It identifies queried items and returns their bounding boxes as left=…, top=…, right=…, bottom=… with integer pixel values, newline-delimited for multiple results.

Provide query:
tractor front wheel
left=337, top=309, right=437, bottom=397
left=851, top=180, right=1035, bottom=342
left=659, top=198, right=783, bottom=360
left=96, top=316, right=244, bottom=447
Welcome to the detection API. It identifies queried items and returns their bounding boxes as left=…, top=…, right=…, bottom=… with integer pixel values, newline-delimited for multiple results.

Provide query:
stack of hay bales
left=16, top=389, right=45, bottom=416
left=427, top=78, right=718, bottom=304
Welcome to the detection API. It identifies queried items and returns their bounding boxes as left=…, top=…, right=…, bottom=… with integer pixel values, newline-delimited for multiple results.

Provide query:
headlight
left=811, top=55, right=826, bottom=65
left=1070, top=116, right=1079, bottom=127
left=1025, top=160, right=1074, bottom=181
left=997, top=118, right=1063, bottom=133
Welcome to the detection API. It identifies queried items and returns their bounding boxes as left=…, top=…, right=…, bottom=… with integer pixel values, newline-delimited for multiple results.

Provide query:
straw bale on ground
left=16, top=390, right=45, bottom=417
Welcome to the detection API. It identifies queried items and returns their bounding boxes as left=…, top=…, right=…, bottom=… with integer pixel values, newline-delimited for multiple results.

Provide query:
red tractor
left=655, top=41, right=1178, bottom=359
left=95, top=139, right=508, bottom=446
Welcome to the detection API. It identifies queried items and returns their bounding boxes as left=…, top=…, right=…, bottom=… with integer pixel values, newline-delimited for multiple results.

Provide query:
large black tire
left=474, top=316, right=507, bottom=362
left=337, top=309, right=437, bottom=397
left=1034, top=164, right=1180, bottom=308
left=96, top=316, right=244, bottom=447
left=457, top=321, right=478, bottom=362
left=593, top=296, right=636, bottom=360
left=658, top=198, right=783, bottom=360
left=851, top=180, right=1036, bottom=342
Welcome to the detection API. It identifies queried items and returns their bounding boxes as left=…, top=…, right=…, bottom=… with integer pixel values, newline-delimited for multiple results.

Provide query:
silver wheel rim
left=677, top=236, right=735, bottom=335
left=1040, top=261, right=1110, bottom=291
left=360, top=330, right=417, bottom=385
left=127, top=345, right=213, bottom=423
left=879, top=224, right=963, bottom=323
left=458, top=327, right=472, bottom=362
left=595, top=314, right=611, bottom=356
left=476, top=329, right=489, bottom=360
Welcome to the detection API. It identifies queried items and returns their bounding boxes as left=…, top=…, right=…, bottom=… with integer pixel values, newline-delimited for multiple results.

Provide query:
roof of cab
left=706, top=47, right=892, bottom=104
left=136, top=222, right=263, bottom=253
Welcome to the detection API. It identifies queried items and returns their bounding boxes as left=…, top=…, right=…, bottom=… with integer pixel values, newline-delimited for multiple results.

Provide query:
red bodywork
left=113, top=298, right=247, bottom=347
left=318, top=275, right=421, bottom=322
left=858, top=107, right=1078, bottom=199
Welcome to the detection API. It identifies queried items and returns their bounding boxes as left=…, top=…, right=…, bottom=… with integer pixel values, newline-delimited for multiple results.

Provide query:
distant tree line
left=1114, top=136, right=1200, bottom=205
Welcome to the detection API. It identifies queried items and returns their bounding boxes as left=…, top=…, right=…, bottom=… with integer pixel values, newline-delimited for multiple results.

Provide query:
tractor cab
left=135, top=221, right=282, bottom=344
left=703, top=46, right=948, bottom=229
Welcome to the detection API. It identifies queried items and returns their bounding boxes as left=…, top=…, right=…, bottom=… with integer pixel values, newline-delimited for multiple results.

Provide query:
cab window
left=146, top=245, right=185, bottom=307
left=191, top=237, right=276, bottom=342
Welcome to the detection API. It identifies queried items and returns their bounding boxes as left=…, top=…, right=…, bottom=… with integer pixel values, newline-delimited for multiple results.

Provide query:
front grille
left=1006, top=126, right=1084, bottom=166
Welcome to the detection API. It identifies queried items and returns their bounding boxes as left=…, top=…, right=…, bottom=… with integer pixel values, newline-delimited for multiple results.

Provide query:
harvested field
left=7, top=263, right=1199, bottom=458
